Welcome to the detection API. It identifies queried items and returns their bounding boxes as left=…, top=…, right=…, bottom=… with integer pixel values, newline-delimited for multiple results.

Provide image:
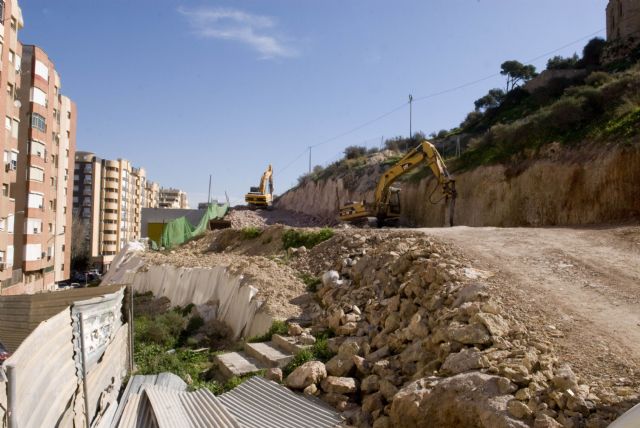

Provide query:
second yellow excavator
left=245, top=164, right=274, bottom=208
left=339, top=140, right=456, bottom=226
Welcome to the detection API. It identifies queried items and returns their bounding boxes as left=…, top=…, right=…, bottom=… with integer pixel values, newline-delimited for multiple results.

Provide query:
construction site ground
left=422, top=225, right=640, bottom=389
left=139, top=207, right=640, bottom=424
left=228, top=208, right=640, bottom=385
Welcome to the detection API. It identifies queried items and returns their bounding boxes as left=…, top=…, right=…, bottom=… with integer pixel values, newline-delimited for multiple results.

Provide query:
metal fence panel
left=3, top=309, right=78, bottom=428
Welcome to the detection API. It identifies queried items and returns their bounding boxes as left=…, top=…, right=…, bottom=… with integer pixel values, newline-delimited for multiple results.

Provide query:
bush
left=282, top=228, right=334, bottom=250
left=344, top=145, right=367, bottom=159
left=241, top=227, right=262, bottom=239
left=248, top=320, right=288, bottom=343
left=585, top=71, right=612, bottom=87
left=282, top=334, right=336, bottom=377
left=299, top=273, right=321, bottom=292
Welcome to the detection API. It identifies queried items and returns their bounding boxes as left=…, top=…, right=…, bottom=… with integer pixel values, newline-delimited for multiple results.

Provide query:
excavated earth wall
left=276, top=145, right=640, bottom=227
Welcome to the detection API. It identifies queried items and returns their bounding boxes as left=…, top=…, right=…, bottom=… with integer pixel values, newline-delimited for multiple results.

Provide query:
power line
left=277, top=25, right=610, bottom=176
left=412, top=28, right=606, bottom=104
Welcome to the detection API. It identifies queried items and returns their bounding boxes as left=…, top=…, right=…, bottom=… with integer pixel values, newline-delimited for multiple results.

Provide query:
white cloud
left=178, top=7, right=297, bottom=59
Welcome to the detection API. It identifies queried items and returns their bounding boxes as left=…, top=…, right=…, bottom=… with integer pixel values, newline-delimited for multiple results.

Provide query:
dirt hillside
left=276, top=144, right=640, bottom=227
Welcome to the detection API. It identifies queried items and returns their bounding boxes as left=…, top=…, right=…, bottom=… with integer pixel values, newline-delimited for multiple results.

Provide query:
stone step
left=272, top=334, right=312, bottom=355
left=244, top=341, right=294, bottom=368
left=214, top=351, right=265, bottom=379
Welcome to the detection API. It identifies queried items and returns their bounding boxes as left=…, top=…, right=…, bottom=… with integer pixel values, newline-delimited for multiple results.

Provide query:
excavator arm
left=339, top=140, right=456, bottom=226
left=259, top=164, right=274, bottom=195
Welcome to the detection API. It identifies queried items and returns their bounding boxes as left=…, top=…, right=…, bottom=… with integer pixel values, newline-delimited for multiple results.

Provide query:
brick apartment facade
left=0, top=1, right=77, bottom=295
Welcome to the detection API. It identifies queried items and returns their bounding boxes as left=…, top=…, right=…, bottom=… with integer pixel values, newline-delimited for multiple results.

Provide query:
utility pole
left=409, top=94, right=413, bottom=139
left=308, top=146, right=312, bottom=174
left=207, top=174, right=212, bottom=205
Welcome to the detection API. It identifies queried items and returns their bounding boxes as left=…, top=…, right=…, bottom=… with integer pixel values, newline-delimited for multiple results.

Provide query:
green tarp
left=160, top=203, right=229, bottom=249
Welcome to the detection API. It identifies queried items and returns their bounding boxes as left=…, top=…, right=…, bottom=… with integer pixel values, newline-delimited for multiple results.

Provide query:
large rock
left=325, top=354, right=355, bottom=377
left=321, top=376, right=358, bottom=394
left=390, top=373, right=530, bottom=428
left=472, top=313, right=510, bottom=337
left=441, top=347, right=489, bottom=375
left=286, top=361, right=327, bottom=390
left=449, top=322, right=492, bottom=345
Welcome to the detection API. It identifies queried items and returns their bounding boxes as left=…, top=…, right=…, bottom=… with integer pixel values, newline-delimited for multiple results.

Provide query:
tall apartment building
left=145, top=181, right=159, bottom=208
left=14, top=45, right=76, bottom=291
left=73, top=153, right=145, bottom=272
left=159, top=187, right=189, bottom=209
left=0, top=0, right=24, bottom=293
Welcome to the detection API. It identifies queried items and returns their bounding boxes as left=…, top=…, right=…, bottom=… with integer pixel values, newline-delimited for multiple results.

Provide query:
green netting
left=159, top=203, right=229, bottom=249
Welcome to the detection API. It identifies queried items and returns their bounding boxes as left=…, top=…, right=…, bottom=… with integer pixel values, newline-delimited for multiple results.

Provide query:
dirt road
left=421, top=225, right=640, bottom=386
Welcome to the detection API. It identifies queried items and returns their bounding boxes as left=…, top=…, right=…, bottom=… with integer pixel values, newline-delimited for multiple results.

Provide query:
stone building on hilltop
left=607, top=0, right=640, bottom=42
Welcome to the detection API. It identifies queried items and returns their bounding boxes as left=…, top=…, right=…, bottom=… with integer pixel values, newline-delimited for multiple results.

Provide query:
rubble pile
left=285, top=232, right=634, bottom=428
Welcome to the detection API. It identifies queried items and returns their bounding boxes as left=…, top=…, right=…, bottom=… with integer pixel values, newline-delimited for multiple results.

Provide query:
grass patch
left=241, top=226, right=262, bottom=239
left=133, top=294, right=241, bottom=394
left=248, top=320, right=288, bottom=343
left=282, top=332, right=336, bottom=377
left=299, top=273, right=321, bottom=292
left=282, top=228, right=334, bottom=250
left=601, top=107, right=640, bottom=138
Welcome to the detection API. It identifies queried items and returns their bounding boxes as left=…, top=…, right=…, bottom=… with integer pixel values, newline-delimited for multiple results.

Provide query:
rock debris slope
left=287, top=230, right=637, bottom=428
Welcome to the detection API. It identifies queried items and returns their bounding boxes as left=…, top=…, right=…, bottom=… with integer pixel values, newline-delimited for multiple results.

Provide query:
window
left=7, top=214, right=14, bottom=233
left=0, top=1, right=5, bottom=22
left=2, top=183, right=7, bottom=197
left=14, top=54, right=20, bottom=72
left=28, top=193, right=44, bottom=209
left=31, top=113, right=46, bottom=132
left=8, top=50, right=14, bottom=64
left=29, top=140, right=46, bottom=158
left=35, top=60, right=49, bottom=81
left=28, top=166, right=44, bottom=182
left=0, top=218, right=4, bottom=231
left=25, top=244, right=42, bottom=261
left=30, top=87, right=47, bottom=107
left=6, top=83, right=12, bottom=97
left=11, top=118, right=18, bottom=139
left=5, top=116, right=10, bottom=130
left=48, top=223, right=52, bottom=233
left=67, top=111, right=71, bottom=119
left=6, top=245, right=13, bottom=266
left=10, top=17, right=15, bottom=31
left=26, top=218, right=42, bottom=235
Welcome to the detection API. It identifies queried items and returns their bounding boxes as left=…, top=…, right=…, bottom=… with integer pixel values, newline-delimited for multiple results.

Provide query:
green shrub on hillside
left=241, top=226, right=262, bottom=239
left=282, top=333, right=336, bottom=377
left=248, top=320, right=288, bottom=343
left=282, top=228, right=334, bottom=250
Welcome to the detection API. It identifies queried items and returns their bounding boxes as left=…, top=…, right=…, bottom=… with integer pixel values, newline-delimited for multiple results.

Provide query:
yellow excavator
left=339, top=140, right=456, bottom=226
left=245, top=164, right=274, bottom=208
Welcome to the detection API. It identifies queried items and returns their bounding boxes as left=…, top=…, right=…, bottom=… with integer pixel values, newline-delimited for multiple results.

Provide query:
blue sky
left=20, top=0, right=608, bottom=206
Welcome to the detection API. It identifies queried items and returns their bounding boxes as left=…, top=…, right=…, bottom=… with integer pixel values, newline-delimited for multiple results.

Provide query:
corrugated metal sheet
left=86, top=323, right=129, bottom=426
left=2, top=308, right=78, bottom=428
left=144, top=386, right=240, bottom=428
left=179, top=389, right=239, bottom=428
left=113, top=375, right=240, bottom=428
left=111, top=373, right=187, bottom=428
left=219, top=377, right=343, bottom=428
left=0, top=283, right=125, bottom=352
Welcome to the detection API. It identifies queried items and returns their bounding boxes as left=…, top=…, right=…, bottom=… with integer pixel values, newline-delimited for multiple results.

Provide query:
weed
left=282, top=228, right=334, bottom=250
left=299, top=273, right=321, bottom=292
left=241, top=227, right=262, bottom=239
left=248, top=320, right=288, bottom=343
left=282, top=333, right=336, bottom=376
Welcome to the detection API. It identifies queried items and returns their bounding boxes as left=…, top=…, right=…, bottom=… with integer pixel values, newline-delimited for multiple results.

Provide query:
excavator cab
left=387, top=187, right=401, bottom=217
